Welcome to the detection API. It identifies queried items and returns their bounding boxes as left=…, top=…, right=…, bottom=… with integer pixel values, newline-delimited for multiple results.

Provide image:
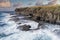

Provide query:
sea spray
left=0, top=13, right=60, bottom=40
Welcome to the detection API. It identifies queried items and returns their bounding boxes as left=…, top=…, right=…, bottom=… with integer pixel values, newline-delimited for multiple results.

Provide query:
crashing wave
left=0, top=13, right=60, bottom=40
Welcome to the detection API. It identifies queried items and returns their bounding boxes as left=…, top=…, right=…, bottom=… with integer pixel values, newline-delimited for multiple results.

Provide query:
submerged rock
left=10, top=16, right=20, bottom=22
left=17, top=25, right=31, bottom=31
left=17, top=22, right=44, bottom=31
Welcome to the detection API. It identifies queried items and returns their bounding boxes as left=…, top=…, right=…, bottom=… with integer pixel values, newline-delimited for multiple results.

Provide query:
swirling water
left=0, top=12, right=60, bottom=40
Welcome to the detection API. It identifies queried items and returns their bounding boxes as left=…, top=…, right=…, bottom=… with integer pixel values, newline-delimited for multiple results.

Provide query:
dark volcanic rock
left=17, top=25, right=31, bottom=31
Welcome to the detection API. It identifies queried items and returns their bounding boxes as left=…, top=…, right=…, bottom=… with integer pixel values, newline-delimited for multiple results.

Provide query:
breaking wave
left=0, top=13, right=60, bottom=40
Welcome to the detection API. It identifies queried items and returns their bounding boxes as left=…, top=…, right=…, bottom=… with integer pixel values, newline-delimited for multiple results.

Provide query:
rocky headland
left=15, top=5, right=60, bottom=25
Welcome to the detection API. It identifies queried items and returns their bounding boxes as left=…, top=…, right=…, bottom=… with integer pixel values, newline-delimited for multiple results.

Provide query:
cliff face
left=15, top=6, right=60, bottom=24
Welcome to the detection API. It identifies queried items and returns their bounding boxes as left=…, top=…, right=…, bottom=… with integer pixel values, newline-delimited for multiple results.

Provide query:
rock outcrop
left=15, top=5, right=60, bottom=24
left=17, top=25, right=31, bottom=31
left=17, top=24, right=43, bottom=31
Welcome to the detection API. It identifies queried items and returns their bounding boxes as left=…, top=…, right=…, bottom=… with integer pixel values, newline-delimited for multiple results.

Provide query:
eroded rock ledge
left=15, top=6, right=60, bottom=24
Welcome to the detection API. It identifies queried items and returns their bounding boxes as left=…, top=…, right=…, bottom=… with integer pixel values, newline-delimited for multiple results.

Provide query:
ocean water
left=0, top=12, right=60, bottom=40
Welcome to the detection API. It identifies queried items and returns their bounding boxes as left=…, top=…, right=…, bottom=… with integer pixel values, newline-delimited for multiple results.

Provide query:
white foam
left=0, top=14, right=60, bottom=40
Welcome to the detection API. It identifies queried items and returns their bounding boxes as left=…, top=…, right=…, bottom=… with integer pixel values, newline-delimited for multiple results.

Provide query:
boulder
left=17, top=25, right=31, bottom=31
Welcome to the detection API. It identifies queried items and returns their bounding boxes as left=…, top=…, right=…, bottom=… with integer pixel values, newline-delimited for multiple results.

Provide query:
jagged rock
left=17, top=21, right=46, bottom=31
left=17, top=25, right=31, bottom=31
left=15, top=6, right=60, bottom=25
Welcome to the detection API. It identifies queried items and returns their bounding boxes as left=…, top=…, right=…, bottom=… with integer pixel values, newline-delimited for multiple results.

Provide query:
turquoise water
left=0, top=12, right=60, bottom=40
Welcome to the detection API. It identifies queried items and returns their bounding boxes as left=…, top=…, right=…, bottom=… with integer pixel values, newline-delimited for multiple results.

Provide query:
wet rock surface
left=17, top=25, right=31, bottom=31
left=17, top=22, right=45, bottom=31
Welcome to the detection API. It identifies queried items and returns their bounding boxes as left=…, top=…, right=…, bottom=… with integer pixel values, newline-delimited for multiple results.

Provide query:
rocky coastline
left=15, top=5, right=60, bottom=25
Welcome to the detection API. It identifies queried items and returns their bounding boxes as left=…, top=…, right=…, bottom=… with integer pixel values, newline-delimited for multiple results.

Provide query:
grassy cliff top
left=15, top=5, right=60, bottom=15
left=15, top=5, right=60, bottom=10
left=15, top=5, right=60, bottom=12
left=16, top=5, right=60, bottom=8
